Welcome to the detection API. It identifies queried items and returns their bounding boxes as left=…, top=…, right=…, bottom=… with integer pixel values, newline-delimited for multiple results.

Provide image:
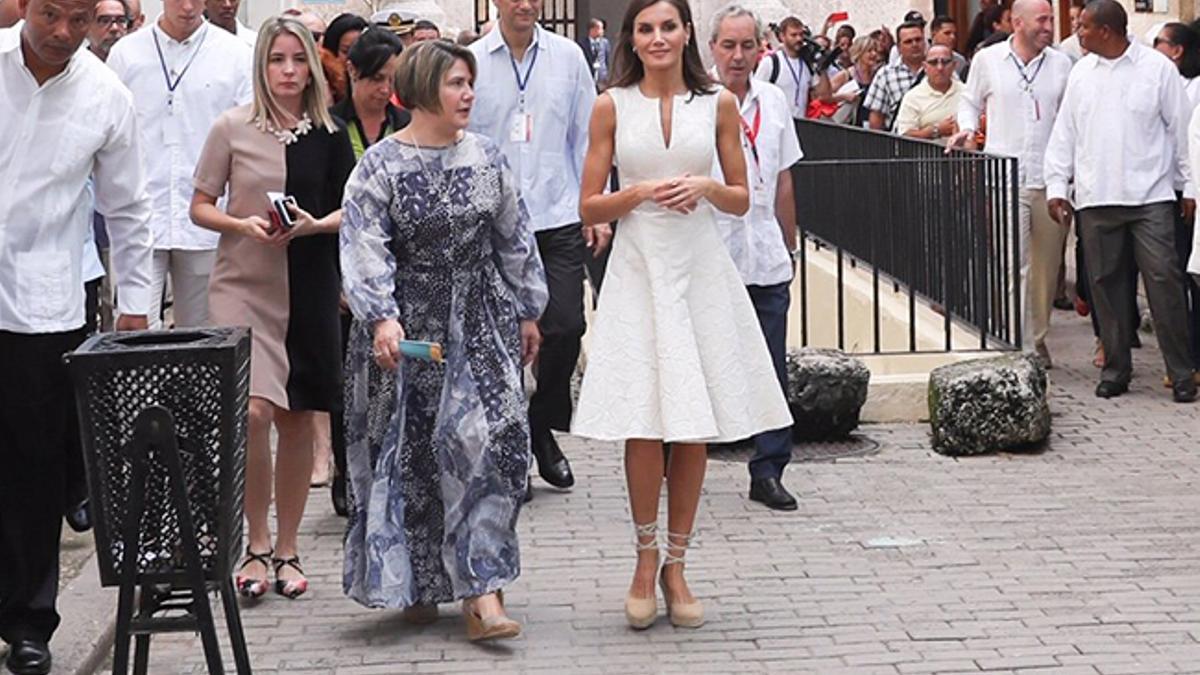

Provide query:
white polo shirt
left=713, top=80, right=804, bottom=287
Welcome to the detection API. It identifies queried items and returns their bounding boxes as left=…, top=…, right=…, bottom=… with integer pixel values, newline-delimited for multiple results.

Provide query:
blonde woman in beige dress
left=190, top=17, right=356, bottom=600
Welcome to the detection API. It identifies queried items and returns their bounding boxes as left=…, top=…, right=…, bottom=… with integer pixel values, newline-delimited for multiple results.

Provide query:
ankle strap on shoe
left=662, top=531, right=693, bottom=566
left=634, top=522, right=659, bottom=551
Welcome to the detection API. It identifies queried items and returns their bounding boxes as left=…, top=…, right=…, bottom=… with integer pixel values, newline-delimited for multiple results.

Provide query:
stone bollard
left=786, top=348, right=870, bottom=441
left=928, top=352, right=1051, bottom=456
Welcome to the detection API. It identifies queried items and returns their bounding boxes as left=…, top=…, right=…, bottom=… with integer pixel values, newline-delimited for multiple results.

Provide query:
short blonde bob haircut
left=393, top=40, right=477, bottom=114
left=251, top=17, right=337, bottom=133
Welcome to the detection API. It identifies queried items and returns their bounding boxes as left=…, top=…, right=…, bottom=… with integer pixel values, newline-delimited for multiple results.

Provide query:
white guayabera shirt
left=0, top=25, right=154, bottom=333
left=1045, top=40, right=1193, bottom=209
left=957, top=38, right=1072, bottom=190
left=107, top=20, right=252, bottom=251
left=712, top=79, right=804, bottom=287
left=469, top=24, right=596, bottom=233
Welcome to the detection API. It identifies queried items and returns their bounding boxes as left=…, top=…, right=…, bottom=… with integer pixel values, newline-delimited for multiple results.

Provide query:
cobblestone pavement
left=133, top=312, right=1200, bottom=674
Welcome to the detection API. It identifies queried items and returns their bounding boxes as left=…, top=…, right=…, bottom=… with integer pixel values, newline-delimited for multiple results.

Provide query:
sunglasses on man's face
left=96, top=14, right=131, bottom=27
left=1153, top=37, right=1173, bottom=48
left=926, top=57, right=954, bottom=66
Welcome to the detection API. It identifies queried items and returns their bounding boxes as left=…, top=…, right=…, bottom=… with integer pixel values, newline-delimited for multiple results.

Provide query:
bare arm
left=810, top=70, right=832, bottom=105
left=579, top=94, right=654, bottom=226
left=286, top=205, right=342, bottom=235
left=824, top=70, right=852, bottom=103
left=709, top=90, right=750, bottom=216
left=868, top=110, right=886, bottom=130
left=190, top=190, right=276, bottom=243
left=775, top=168, right=797, bottom=251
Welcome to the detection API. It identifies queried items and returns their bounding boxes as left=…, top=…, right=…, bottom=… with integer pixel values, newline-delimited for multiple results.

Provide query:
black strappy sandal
left=272, top=555, right=308, bottom=599
left=235, top=548, right=272, bottom=599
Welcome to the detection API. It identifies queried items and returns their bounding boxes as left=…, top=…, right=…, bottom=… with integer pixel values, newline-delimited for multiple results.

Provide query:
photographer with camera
left=754, top=15, right=832, bottom=120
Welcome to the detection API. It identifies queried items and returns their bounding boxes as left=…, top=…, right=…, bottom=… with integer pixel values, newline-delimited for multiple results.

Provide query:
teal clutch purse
left=398, top=340, right=444, bottom=363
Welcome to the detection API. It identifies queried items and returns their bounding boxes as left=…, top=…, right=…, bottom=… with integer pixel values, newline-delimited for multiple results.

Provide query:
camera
left=799, top=33, right=842, bottom=74
left=797, top=36, right=827, bottom=69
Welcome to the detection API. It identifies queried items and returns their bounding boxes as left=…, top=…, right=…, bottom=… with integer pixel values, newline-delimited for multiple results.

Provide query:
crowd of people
left=764, top=0, right=1200, bottom=402
left=2, top=0, right=1200, bottom=672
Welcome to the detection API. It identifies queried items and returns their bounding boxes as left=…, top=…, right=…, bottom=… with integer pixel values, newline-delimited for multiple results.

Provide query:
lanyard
left=781, top=53, right=804, bottom=106
left=509, top=43, right=539, bottom=110
left=738, top=99, right=763, bottom=177
left=1008, top=51, right=1045, bottom=120
left=1008, top=51, right=1044, bottom=92
left=152, top=25, right=207, bottom=113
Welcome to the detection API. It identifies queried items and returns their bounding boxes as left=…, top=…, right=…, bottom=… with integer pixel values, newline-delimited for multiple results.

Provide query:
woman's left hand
left=519, top=319, right=541, bottom=367
left=274, top=203, right=320, bottom=245
left=653, top=174, right=711, bottom=214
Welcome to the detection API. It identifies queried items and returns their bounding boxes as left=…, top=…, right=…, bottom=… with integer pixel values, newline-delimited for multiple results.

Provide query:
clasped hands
left=240, top=203, right=321, bottom=247
left=644, top=173, right=711, bottom=215
left=582, top=174, right=712, bottom=257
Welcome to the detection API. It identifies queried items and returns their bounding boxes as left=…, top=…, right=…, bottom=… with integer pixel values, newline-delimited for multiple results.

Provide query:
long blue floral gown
left=339, top=132, right=548, bottom=609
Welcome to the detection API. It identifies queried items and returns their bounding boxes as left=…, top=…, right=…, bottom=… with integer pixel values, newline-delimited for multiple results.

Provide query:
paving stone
left=120, top=314, right=1200, bottom=673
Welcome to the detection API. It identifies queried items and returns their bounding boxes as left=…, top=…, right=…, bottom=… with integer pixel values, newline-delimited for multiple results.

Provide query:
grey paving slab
left=90, top=312, right=1200, bottom=674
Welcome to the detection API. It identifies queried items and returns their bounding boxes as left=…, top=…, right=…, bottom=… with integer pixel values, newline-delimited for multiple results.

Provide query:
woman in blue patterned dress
left=339, top=41, right=547, bottom=642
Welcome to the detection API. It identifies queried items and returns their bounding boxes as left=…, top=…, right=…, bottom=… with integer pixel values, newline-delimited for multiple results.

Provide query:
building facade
left=131, top=0, right=1188, bottom=61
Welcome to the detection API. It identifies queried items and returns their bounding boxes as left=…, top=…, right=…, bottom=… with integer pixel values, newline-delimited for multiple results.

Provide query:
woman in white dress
left=574, top=0, right=793, bottom=630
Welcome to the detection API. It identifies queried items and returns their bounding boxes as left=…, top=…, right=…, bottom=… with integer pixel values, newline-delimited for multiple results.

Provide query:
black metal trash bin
left=65, top=327, right=252, bottom=675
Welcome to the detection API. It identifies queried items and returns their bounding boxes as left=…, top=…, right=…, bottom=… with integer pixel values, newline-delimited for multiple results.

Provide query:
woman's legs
left=238, top=398, right=275, bottom=593
left=662, top=442, right=706, bottom=604
left=625, top=439, right=664, bottom=598
left=244, top=398, right=275, bottom=556
left=271, top=408, right=315, bottom=582
left=310, top=412, right=333, bottom=486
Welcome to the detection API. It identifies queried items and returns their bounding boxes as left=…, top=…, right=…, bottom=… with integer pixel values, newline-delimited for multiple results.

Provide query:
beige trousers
left=1019, top=188, right=1069, bottom=351
left=148, top=249, right=216, bottom=329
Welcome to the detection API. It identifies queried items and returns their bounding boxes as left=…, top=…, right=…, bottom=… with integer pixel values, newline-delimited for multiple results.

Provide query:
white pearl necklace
left=262, top=112, right=313, bottom=145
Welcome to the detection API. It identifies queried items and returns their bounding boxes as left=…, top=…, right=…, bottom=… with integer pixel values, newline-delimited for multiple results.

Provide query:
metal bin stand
left=64, top=327, right=252, bottom=675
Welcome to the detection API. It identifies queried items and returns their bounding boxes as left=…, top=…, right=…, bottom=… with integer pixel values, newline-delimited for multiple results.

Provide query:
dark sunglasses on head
left=1153, top=37, right=1173, bottom=47
left=95, top=14, right=130, bottom=27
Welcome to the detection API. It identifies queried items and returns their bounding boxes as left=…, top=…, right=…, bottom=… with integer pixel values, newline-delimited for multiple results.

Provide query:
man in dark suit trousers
left=578, top=17, right=610, bottom=87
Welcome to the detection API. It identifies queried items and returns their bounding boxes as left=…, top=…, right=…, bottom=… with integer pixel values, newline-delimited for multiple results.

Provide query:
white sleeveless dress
left=572, top=85, right=793, bottom=443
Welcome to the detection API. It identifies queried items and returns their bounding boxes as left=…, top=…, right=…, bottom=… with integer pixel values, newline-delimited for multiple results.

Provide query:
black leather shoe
left=1095, top=381, right=1129, bottom=399
left=330, top=473, right=348, bottom=517
left=749, top=478, right=798, bottom=511
left=64, top=498, right=91, bottom=533
left=523, top=476, right=533, bottom=503
left=1173, top=378, right=1198, bottom=403
left=530, top=428, right=574, bottom=489
left=5, top=639, right=51, bottom=675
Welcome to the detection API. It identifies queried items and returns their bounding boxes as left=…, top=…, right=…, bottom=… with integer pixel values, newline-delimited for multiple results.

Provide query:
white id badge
left=508, top=113, right=532, bottom=143
left=162, top=116, right=183, bottom=146
left=1024, top=95, right=1040, bottom=122
left=752, top=179, right=770, bottom=205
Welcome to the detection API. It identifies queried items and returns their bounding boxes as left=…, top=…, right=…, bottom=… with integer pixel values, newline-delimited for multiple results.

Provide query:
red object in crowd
left=321, top=48, right=348, bottom=104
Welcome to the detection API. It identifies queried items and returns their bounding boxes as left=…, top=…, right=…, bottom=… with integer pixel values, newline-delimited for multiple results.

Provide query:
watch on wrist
left=931, top=125, right=941, bottom=139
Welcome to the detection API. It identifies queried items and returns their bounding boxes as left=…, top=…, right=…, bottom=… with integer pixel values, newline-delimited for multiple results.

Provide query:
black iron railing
left=791, top=119, right=1021, bottom=353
